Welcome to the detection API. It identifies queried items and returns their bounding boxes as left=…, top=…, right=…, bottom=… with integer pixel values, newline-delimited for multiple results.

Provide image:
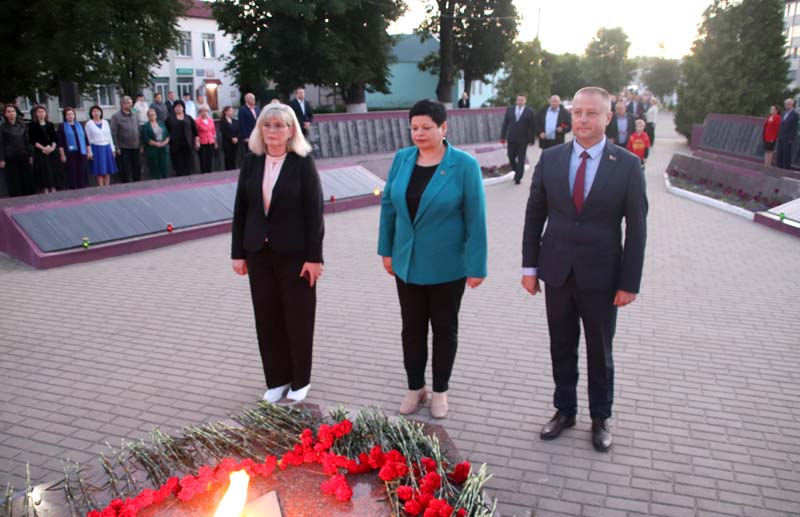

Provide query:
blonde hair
left=249, top=103, right=312, bottom=157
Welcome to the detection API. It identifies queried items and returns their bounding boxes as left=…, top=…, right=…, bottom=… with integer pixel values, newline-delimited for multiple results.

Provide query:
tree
left=213, top=0, right=404, bottom=112
left=642, top=58, right=681, bottom=100
left=0, top=0, right=183, bottom=103
left=492, top=39, right=550, bottom=108
left=419, top=0, right=518, bottom=105
left=543, top=52, right=586, bottom=99
left=582, top=27, right=634, bottom=94
left=675, top=0, right=790, bottom=138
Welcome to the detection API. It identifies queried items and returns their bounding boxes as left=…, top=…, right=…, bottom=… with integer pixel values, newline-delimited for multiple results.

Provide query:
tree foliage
left=582, top=27, right=634, bottom=94
left=213, top=0, right=405, bottom=108
left=0, top=0, right=182, bottom=103
left=675, top=0, right=790, bottom=138
left=492, top=39, right=550, bottom=108
left=543, top=52, right=586, bottom=99
left=642, top=58, right=682, bottom=100
left=419, top=0, right=518, bottom=104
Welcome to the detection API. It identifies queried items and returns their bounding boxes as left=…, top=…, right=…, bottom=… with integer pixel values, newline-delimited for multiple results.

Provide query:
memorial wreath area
left=2, top=404, right=495, bottom=517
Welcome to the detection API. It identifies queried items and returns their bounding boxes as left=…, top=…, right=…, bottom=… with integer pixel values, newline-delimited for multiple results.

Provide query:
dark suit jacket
left=522, top=141, right=648, bottom=293
left=289, top=99, right=314, bottom=126
left=238, top=105, right=260, bottom=140
left=164, top=115, right=197, bottom=149
left=536, top=105, right=572, bottom=148
left=605, top=114, right=636, bottom=146
left=220, top=118, right=239, bottom=148
left=500, top=105, right=536, bottom=144
left=626, top=101, right=647, bottom=118
left=779, top=109, right=799, bottom=143
left=231, top=152, right=324, bottom=263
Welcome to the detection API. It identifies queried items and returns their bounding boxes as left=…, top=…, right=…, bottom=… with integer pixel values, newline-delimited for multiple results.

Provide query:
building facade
left=785, top=0, right=800, bottom=90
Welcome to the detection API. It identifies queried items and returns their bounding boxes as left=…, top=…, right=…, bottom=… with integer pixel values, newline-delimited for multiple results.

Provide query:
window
left=202, top=33, right=216, bottom=58
left=153, top=78, right=170, bottom=100
left=92, top=86, right=117, bottom=107
left=17, top=92, right=47, bottom=113
left=177, top=31, right=192, bottom=57
left=177, top=79, right=194, bottom=99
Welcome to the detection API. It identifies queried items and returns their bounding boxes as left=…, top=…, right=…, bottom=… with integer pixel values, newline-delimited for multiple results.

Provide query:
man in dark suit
left=626, top=94, right=647, bottom=118
left=165, top=91, right=177, bottom=117
left=500, top=94, right=537, bottom=184
left=237, top=92, right=260, bottom=156
left=521, top=86, right=648, bottom=452
left=606, top=101, right=636, bottom=149
left=289, top=87, right=314, bottom=136
left=537, top=95, right=572, bottom=150
left=776, top=98, right=798, bottom=169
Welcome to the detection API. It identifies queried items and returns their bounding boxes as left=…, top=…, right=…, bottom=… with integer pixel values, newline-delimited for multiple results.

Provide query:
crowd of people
left=763, top=97, right=798, bottom=169
left=0, top=88, right=315, bottom=198
left=499, top=90, right=659, bottom=184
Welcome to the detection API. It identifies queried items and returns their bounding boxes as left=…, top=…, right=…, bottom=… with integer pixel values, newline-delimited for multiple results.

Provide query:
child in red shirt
left=626, top=118, right=651, bottom=166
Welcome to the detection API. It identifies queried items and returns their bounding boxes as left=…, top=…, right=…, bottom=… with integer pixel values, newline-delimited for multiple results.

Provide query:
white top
left=645, top=104, right=659, bottom=124
left=133, top=101, right=150, bottom=124
left=84, top=119, right=116, bottom=152
left=262, top=153, right=286, bottom=216
left=183, top=100, right=197, bottom=118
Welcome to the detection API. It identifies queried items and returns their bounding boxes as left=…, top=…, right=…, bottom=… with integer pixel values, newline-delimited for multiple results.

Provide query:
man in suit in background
left=238, top=93, right=260, bottom=156
left=626, top=93, right=647, bottom=119
left=537, top=95, right=572, bottom=150
left=500, top=94, right=537, bottom=184
left=521, top=86, right=648, bottom=452
left=289, top=87, right=314, bottom=137
left=606, top=100, right=636, bottom=149
left=776, top=98, right=798, bottom=169
left=166, top=91, right=177, bottom=118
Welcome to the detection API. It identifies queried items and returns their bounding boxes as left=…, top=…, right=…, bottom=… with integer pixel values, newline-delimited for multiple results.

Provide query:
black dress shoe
left=591, top=418, right=613, bottom=452
left=540, top=411, right=576, bottom=440
left=514, top=180, right=521, bottom=185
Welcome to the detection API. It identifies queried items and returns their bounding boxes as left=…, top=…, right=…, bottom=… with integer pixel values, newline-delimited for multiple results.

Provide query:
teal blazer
left=378, top=142, right=488, bottom=284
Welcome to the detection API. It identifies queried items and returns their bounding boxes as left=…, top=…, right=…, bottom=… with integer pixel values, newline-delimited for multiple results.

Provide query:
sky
left=389, top=0, right=711, bottom=60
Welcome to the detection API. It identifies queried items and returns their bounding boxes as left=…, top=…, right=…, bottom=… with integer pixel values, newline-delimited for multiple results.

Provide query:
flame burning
left=213, top=470, right=250, bottom=517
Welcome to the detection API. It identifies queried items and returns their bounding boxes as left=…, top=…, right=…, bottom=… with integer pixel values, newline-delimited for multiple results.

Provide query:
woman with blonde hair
left=231, top=103, right=324, bottom=405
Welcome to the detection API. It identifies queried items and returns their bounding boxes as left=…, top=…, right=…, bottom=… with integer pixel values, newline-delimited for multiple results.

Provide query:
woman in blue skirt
left=84, top=105, right=117, bottom=186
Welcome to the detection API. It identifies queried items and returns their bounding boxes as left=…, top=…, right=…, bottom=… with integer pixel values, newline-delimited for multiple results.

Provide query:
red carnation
left=420, top=472, right=442, bottom=494
left=456, top=509, right=467, bottom=517
left=421, top=457, right=438, bottom=474
left=397, top=485, right=415, bottom=501
left=321, top=474, right=353, bottom=502
left=404, top=500, right=423, bottom=515
left=368, top=445, right=385, bottom=468
left=333, top=419, right=353, bottom=437
left=449, top=461, right=470, bottom=484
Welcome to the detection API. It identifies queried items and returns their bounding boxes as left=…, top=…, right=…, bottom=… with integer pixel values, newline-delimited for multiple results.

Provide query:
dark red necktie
left=573, top=150, right=589, bottom=214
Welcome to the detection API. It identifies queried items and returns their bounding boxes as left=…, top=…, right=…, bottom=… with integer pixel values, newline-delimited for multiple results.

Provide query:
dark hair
left=62, top=106, right=76, bottom=119
left=32, top=104, right=49, bottom=121
left=154, top=92, right=163, bottom=99
left=409, top=99, right=447, bottom=126
left=222, top=105, right=232, bottom=114
left=172, top=99, right=185, bottom=110
left=89, top=105, right=103, bottom=119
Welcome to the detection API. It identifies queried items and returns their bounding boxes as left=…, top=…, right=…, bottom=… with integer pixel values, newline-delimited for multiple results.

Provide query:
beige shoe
left=399, top=388, right=427, bottom=415
left=431, top=391, right=448, bottom=418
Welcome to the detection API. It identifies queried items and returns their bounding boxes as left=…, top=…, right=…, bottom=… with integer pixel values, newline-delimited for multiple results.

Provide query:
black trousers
left=507, top=141, right=528, bottom=182
left=199, top=144, right=215, bottom=173
left=544, top=272, right=617, bottom=419
left=776, top=138, right=794, bottom=169
left=171, top=146, right=195, bottom=176
left=395, top=276, right=466, bottom=393
left=116, top=148, right=141, bottom=183
left=223, top=143, right=237, bottom=171
left=246, top=243, right=316, bottom=390
left=3, top=156, right=35, bottom=197
left=645, top=123, right=655, bottom=146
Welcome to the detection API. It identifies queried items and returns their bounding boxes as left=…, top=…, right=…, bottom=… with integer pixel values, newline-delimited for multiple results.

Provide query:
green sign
left=176, top=68, right=193, bottom=76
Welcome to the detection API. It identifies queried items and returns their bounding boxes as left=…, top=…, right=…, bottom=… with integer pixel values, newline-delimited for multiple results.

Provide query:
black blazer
left=220, top=118, right=240, bottom=148
left=500, top=105, right=536, bottom=144
left=536, top=105, right=572, bottom=148
left=231, top=152, right=324, bottom=262
left=779, top=110, right=799, bottom=142
left=289, top=99, right=314, bottom=126
left=605, top=114, right=636, bottom=146
left=626, top=101, right=647, bottom=118
left=164, top=115, right=197, bottom=149
left=522, top=141, right=648, bottom=293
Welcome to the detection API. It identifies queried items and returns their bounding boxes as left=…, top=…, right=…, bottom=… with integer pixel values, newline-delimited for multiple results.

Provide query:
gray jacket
left=110, top=110, right=140, bottom=149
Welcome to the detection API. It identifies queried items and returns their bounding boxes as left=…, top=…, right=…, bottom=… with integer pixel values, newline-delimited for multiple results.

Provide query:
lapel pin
left=440, top=170, right=446, bottom=175
left=609, top=154, right=617, bottom=161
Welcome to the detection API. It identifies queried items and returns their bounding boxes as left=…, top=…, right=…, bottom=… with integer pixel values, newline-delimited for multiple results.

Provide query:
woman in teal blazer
left=378, top=100, right=488, bottom=419
left=140, top=108, right=170, bottom=179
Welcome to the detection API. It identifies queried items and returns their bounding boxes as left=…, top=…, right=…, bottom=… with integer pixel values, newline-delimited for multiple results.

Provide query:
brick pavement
left=1, top=114, right=799, bottom=516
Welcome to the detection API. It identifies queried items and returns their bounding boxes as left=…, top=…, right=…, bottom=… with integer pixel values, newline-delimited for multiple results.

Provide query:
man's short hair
left=409, top=99, right=447, bottom=126
left=574, top=87, right=611, bottom=107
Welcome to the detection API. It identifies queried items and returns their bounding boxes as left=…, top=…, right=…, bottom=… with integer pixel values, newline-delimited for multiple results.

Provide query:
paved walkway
left=1, top=115, right=799, bottom=516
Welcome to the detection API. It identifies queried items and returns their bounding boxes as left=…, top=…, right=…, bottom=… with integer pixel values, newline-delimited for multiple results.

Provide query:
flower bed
left=667, top=169, right=789, bottom=212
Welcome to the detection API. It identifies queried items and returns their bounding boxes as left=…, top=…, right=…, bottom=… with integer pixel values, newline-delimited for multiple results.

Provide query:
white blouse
left=645, top=104, right=659, bottom=124
left=84, top=119, right=116, bottom=151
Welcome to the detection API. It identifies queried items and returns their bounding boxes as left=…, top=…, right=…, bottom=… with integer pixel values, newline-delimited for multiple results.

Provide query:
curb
left=663, top=173, right=754, bottom=220
left=483, top=171, right=515, bottom=186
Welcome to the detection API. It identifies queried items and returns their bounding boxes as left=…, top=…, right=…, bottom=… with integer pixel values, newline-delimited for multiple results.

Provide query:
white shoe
left=263, top=383, right=290, bottom=403
left=285, top=384, right=310, bottom=404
